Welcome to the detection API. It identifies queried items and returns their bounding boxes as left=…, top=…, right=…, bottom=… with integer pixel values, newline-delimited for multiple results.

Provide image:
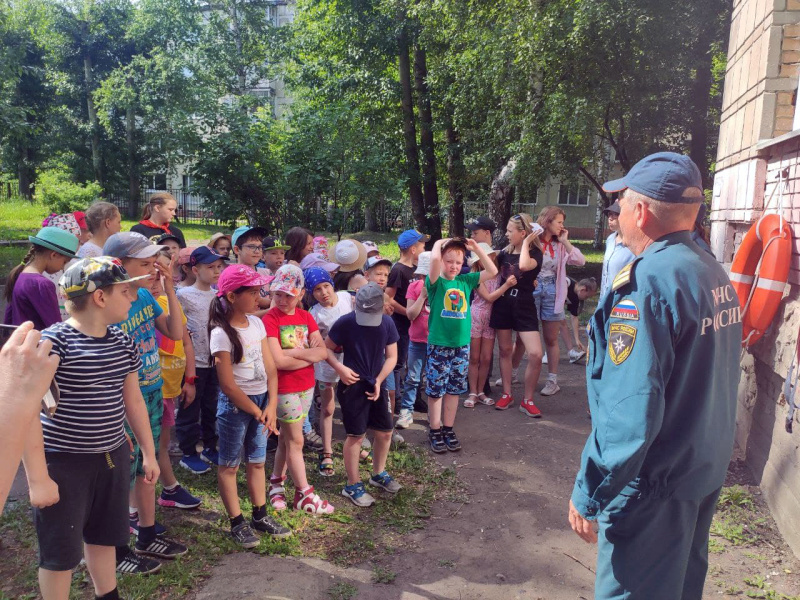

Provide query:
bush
left=35, top=168, right=102, bottom=214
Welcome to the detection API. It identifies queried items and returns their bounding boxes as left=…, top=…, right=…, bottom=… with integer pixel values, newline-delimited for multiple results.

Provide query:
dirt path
left=191, top=352, right=800, bottom=600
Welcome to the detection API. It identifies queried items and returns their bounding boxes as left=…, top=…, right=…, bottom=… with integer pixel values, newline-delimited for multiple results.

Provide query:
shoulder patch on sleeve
left=608, top=323, right=636, bottom=365
left=611, top=263, right=634, bottom=291
left=610, top=299, right=639, bottom=321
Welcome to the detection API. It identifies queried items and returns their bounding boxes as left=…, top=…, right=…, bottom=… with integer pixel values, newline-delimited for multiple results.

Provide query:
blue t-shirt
left=115, top=288, right=164, bottom=392
left=327, top=312, right=399, bottom=386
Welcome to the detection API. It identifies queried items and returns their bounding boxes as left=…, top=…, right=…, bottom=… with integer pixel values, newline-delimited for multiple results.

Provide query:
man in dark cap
left=568, top=152, right=742, bottom=600
left=599, top=200, right=635, bottom=298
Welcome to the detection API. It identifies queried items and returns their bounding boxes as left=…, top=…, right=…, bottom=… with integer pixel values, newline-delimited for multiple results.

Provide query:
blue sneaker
left=179, top=454, right=211, bottom=474
left=341, top=482, right=375, bottom=507
left=129, top=514, right=167, bottom=536
left=200, top=447, right=219, bottom=465
left=157, top=484, right=202, bottom=509
left=368, top=471, right=402, bottom=494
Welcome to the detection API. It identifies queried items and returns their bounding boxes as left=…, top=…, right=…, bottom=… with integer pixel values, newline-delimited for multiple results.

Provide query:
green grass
left=0, top=198, right=49, bottom=242
left=0, top=443, right=464, bottom=599
left=0, top=246, right=28, bottom=276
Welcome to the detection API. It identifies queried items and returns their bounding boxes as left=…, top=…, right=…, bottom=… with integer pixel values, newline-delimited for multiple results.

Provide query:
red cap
left=73, top=211, right=87, bottom=230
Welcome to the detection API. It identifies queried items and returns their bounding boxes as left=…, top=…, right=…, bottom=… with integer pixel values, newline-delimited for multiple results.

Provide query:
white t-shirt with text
left=209, top=315, right=268, bottom=396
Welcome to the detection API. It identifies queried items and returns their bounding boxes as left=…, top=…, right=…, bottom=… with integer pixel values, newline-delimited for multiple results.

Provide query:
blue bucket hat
left=303, top=267, right=333, bottom=292
left=602, top=152, right=703, bottom=204
left=397, top=229, right=430, bottom=250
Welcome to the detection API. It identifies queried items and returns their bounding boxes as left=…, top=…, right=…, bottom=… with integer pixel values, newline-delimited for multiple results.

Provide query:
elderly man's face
left=617, top=193, right=642, bottom=253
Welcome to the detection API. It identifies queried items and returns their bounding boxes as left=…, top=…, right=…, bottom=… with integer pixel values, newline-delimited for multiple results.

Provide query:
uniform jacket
left=571, top=231, right=741, bottom=520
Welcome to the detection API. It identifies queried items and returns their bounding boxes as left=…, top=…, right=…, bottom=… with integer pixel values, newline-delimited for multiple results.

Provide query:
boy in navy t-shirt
left=326, top=282, right=402, bottom=508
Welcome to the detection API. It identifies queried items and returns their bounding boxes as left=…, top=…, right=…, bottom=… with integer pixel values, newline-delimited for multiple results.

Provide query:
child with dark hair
left=231, top=226, right=271, bottom=315
left=4, top=227, right=79, bottom=329
left=209, top=264, right=290, bottom=548
left=425, top=238, right=497, bottom=453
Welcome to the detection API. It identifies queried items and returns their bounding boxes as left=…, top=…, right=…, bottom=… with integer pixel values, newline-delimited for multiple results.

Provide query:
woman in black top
left=130, top=192, right=186, bottom=248
left=489, top=213, right=545, bottom=416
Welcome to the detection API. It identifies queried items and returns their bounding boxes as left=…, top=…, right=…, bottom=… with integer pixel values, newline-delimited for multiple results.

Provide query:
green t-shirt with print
left=425, top=271, right=481, bottom=348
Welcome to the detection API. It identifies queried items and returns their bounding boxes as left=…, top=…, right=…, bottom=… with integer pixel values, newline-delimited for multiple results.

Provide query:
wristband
left=185, top=376, right=198, bottom=385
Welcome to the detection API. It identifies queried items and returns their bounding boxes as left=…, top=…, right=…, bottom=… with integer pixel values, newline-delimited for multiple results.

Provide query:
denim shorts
left=216, top=391, right=269, bottom=467
left=425, top=344, right=470, bottom=399
left=537, top=276, right=565, bottom=322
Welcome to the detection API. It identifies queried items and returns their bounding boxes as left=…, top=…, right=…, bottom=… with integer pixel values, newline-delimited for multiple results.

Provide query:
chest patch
left=610, top=299, right=639, bottom=321
left=608, top=323, right=636, bottom=365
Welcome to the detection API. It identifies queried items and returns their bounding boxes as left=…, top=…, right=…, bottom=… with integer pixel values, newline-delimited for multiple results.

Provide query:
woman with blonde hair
left=489, top=213, right=547, bottom=417
left=535, top=206, right=585, bottom=397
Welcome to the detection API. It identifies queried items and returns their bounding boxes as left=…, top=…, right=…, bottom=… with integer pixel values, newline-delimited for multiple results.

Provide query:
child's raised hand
left=338, top=366, right=360, bottom=385
left=154, top=255, right=176, bottom=291
left=28, top=476, right=59, bottom=508
left=465, top=238, right=479, bottom=252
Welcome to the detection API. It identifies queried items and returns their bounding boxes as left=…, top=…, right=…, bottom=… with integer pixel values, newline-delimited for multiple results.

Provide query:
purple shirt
left=3, top=272, right=62, bottom=330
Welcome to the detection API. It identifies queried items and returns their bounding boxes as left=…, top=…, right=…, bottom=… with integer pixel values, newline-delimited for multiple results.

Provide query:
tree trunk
left=397, top=21, right=425, bottom=234
left=364, top=203, right=378, bottom=232
left=413, top=45, right=441, bottom=239
left=445, top=121, right=465, bottom=238
left=688, top=23, right=716, bottom=190
left=17, top=145, right=33, bottom=200
left=488, top=160, right=516, bottom=248
left=126, top=102, right=139, bottom=219
left=83, top=51, right=103, bottom=187
left=229, top=1, right=247, bottom=97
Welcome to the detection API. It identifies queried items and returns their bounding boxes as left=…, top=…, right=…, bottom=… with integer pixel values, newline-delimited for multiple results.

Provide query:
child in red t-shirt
left=263, top=265, right=335, bottom=515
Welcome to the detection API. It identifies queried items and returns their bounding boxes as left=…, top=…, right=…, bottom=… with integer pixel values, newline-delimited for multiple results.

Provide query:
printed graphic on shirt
left=610, top=299, right=640, bottom=321
left=441, top=288, right=467, bottom=319
left=608, top=323, right=636, bottom=365
left=279, top=324, right=309, bottom=349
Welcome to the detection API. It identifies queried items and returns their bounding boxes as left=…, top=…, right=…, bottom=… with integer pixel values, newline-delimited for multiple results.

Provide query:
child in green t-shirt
left=425, top=238, right=497, bottom=453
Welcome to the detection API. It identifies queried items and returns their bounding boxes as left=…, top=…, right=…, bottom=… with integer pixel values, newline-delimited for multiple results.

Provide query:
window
left=558, top=184, right=589, bottom=206
left=145, top=174, right=167, bottom=190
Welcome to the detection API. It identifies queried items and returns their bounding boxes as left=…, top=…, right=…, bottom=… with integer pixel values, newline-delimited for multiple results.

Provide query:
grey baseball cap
left=355, top=282, right=385, bottom=327
left=103, top=232, right=166, bottom=259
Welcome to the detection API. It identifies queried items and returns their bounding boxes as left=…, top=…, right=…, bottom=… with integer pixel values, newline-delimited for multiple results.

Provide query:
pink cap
left=216, top=264, right=274, bottom=297
left=178, top=246, right=198, bottom=265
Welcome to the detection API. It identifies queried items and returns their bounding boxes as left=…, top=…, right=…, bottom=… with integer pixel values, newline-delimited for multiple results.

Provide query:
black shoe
left=231, top=522, right=260, bottom=549
left=134, top=535, right=188, bottom=559
left=429, top=429, right=447, bottom=453
left=251, top=515, right=292, bottom=538
left=442, top=429, right=461, bottom=452
left=116, top=551, right=162, bottom=575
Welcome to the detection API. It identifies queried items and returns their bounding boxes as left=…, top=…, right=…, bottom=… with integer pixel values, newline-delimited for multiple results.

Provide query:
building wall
left=714, top=0, right=800, bottom=555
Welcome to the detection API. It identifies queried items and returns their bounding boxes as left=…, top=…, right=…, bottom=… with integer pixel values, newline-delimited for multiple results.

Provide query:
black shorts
left=34, top=443, right=130, bottom=570
left=489, top=291, right=540, bottom=332
left=336, top=380, right=394, bottom=436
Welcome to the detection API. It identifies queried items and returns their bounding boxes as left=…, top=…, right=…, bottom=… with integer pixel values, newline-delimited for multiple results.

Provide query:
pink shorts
left=471, top=307, right=495, bottom=340
left=162, top=396, right=177, bottom=427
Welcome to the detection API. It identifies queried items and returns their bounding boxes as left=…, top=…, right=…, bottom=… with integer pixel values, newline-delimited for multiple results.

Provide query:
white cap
left=414, top=251, right=432, bottom=275
left=467, top=243, right=496, bottom=267
left=333, top=239, right=367, bottom=273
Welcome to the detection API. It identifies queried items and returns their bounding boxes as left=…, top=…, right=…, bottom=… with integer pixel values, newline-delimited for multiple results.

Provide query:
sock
left=162, top=482, right=179, bottom=493
left=230, top=514, right=245, bottom=528
left=442, top=425, right=453, bottom=433
left=137, top=524, right=156, bottom=547
left=429, top=427, right=441, bottom=434
left=115, top=545, right=131, bottom=562
left=252, top=504, right=267, bottom=521
left=95, top=587, right=120, bottom=600
left=548, top=373, right=558, bottom=383
left=128, top=506, right=138, bottom=518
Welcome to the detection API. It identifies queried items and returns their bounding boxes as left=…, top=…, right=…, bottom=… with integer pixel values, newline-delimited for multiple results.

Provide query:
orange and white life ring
left=729, top=214, right=793, bottom=348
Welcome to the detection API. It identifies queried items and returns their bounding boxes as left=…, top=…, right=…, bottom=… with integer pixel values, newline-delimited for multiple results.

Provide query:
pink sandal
left=269, top=475, right=288, bottom=511
left=293, top=486, right=334, bottom=516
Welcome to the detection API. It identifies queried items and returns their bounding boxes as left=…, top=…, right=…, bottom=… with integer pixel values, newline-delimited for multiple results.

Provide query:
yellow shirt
left=156, top=295, right=188, bottom=399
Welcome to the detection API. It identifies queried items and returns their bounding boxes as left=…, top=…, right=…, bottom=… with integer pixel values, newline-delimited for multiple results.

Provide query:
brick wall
left=713, top=0, right=800, bottom=556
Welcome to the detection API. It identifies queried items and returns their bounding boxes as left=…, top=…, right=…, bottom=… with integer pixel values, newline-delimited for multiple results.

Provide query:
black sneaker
left=251, top=515, right=292, bottom=538
left=116, top=551, right=162, bottom=575
left=231, top=522, right=260, bottom=549
left=442, top=429, right=461, bottom=452
left=429, top=429, right=447, bottom=453
left=134, top=535, right=188, bottom=559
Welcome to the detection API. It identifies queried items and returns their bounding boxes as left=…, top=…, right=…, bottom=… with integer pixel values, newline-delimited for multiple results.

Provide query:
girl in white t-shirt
left=208, top=264, right=290, bottom=549
left=307, top=267, right=354, bottom=477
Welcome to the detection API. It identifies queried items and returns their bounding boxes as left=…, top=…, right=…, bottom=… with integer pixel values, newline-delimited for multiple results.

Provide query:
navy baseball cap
left=465, top=216, right=496, bottom=232
left=602, top=152, right=703, bottom=204
left=304, top=267, right=334, bottom=292
left=189, top=246, right=226, bottom=267
left=397, top=229, right=430, bottom=250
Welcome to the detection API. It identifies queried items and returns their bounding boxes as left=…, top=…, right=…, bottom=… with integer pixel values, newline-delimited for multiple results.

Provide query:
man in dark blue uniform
left=568, top=152, right=742, bottom=600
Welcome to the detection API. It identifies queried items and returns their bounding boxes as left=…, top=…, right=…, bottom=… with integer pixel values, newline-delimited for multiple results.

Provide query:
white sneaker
left=396, top=410, right=413, bottom=429
left=511, top=368, right=520, bottom=384
left=392, top=430, right=405, bottom=445
left=542, top=354, right=549, bottom=365
left=540, top=380, right=561, bottom=396
left=494, top=377, right=503, bottom=387
left=569, top=349, right=586, bottom=363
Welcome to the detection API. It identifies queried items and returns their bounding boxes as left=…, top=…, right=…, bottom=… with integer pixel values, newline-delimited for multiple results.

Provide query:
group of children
left=3, top=190, right=600, bottom=599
